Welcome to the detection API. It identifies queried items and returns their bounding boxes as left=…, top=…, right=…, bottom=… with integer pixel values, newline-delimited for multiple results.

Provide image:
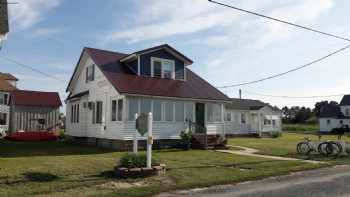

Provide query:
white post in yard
left=147, top=112, right=153, bottom=168
left=133, top=113, right=138, bottom=153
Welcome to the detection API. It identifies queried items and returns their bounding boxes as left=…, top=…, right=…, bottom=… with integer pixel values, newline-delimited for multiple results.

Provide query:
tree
left=314, top=100, right=338, bottom=117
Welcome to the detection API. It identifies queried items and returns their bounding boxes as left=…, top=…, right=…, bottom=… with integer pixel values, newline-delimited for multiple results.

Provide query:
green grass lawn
left=282, top=124, right=319, bottom=134
left=229, top=133, right=350, bottom=164
left=0, top=140, right=324, bottom=197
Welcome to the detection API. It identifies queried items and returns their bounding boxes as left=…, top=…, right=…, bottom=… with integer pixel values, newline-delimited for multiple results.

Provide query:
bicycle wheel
left=327, top=141, right=343, bottom=156
left=297, top=142, right=311, bottom=155
left=318, top=142, right=331, bottom=156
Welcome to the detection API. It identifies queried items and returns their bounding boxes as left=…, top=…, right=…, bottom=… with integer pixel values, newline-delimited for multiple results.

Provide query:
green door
left=195, top=103, right=205, bottom=129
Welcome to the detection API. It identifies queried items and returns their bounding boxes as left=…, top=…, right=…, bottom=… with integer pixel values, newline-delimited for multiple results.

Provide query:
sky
left=2, top=0, right=350, bottom=111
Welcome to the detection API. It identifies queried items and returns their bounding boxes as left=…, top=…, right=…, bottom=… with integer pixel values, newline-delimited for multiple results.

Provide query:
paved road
left=157, top=165, right=350, bottom=197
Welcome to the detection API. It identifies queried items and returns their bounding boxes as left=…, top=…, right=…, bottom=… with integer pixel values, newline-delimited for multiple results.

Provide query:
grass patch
left=282, top=124, right=319, bottom=134
left=228, top=133, right=350, bottom=165
left=0, top=139, right=325, bottom=196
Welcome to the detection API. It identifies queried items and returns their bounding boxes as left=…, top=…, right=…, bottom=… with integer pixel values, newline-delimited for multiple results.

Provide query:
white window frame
left=111, top=98, right=124, bottom=122
left=86, top=64, right=95, bottom=83
left=0, top=92, right=8, bottom=105
left=151, top=57, right=175, bottom=79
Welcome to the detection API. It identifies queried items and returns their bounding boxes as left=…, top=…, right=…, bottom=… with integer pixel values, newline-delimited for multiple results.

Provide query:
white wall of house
left=319, top=118, right=350, bottom=132
left=340, top=106, right=350, bottom=117
left=0, top=92, right=10, bottom=132
left=224, top=109, right=252, bottom=135
left=224, top=106, right=281, bottom=135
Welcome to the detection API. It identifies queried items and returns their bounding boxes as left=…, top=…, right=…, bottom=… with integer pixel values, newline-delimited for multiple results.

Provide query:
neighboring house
left=319, top=95, right=350, bottom=132
left=9, top=90, right=62, bottom=132
left=65, top=44, right=230, bottom=150
left=0, top=72, right=17, bottom=133
left=225, top=98, right=282, bottom=136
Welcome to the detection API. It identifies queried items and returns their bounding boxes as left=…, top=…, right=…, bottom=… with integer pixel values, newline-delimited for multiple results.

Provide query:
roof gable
left=120, top=44, right=193, bottom=66
left=10, top=90, right=61, bottom=107
left=77, top=47, right=228, bottom=101
left=0, top=80, right=17, bottom=92
left=340, top=95, right=350, bottom=106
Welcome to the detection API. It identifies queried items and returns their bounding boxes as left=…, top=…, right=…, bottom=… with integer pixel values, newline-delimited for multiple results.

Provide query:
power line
left=217, top=44, right=350, bottom=88
left=0, top=56, right=67, bottom=82
left=245, top=90, right=347, bottom=99
left=208, top=0, right=350, bottom=42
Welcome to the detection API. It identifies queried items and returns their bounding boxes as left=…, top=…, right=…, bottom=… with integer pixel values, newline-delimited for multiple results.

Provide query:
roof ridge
left=84, top=47, right=129, bottom=56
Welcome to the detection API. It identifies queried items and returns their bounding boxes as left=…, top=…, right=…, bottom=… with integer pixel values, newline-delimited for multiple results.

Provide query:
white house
left=0, top=73, right=17, bottom=134
left=319, top=95, right=350, bottom=132
left=225, top=98, right=282, bottom=136
left=65, top=44, right=282, bottom=150
left=65, top=44, right=230, bottom=150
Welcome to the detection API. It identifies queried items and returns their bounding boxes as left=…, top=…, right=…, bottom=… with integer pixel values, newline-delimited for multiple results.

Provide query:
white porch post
left=133, top=113, right=138, bottom=153
left=258, top=113, right=262, bottom=137
left=221, top=104, right=225, bottom=137
left=147, top=112, right=153, bottom=168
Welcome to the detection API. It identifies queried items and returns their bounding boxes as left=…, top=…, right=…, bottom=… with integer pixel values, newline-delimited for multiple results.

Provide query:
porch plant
left=180, top=130, right=192, bottom=150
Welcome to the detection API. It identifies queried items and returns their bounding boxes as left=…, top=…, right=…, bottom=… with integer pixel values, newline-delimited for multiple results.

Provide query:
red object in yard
left=5, top=131, right=58, bottom=141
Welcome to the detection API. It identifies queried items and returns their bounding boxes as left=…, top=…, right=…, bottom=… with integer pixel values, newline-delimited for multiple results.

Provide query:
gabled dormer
left=340, top=95, right=350, bottom=116
left=120, top=44, right=193, bottom=81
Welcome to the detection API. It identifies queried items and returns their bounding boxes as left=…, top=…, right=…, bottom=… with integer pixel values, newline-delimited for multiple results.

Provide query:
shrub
left=180, top=130, right=192, bottom=150
left=270, top=131, right=282, bottom=138
left=118, top=153, right=160, bottom=168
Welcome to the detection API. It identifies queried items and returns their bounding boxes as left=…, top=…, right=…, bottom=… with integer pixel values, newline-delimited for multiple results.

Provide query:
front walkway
left=216, top=145, right=324, bottom=164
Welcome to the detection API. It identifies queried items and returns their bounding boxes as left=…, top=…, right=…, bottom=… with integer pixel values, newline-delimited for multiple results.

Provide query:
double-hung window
left=86, top=64, right=95, bottom=82
left=0, top=113, right=7, bottom=125
left=111, top=99, right=124, bottom=122
left=151, top=58, right=175, bottom=79
left=96, top=101, right=103, bottom=124
left=0, top=92, right=8, bottom=105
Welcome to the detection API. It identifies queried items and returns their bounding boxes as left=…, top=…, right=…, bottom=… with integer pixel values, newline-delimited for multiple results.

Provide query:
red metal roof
left=0, top=80, right=17, bottom=92
left=83, top=47, right=229, bottom=101
left=0, top=72, right=18, bottom=81
left=11, top=90, right=62, bottom=107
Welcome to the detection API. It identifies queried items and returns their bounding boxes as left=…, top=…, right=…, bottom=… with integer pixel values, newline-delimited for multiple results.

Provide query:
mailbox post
left=147, top=112, right=153, bottom=168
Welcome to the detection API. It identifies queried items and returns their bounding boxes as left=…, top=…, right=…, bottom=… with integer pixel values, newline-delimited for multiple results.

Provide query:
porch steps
left=191, top=134, right=222, bottom=149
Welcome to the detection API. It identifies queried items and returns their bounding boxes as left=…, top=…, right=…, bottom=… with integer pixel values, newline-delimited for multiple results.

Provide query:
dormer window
left=151, top=57, right=175, bottom=79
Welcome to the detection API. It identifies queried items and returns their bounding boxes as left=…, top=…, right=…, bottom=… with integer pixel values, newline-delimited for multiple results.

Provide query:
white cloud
left=254, top=0, right=335, bottom=48
left=103, top=0, right=240, bottom=44
left=9, top=0, right=62, bottom=30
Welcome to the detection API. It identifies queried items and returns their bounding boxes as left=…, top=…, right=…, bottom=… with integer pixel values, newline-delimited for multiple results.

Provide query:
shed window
left=0, top=113, right=7, bottom=125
